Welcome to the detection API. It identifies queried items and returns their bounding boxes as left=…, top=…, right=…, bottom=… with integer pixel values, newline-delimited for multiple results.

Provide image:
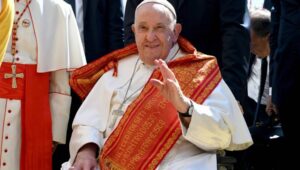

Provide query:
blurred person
left=245, top=9, right=272, bottom=126
left=242, top=9, right=284, bottom=170
left=269, top=0, right=300, bottom=168
left=64, top=0, right=124, bottom=63
left=0, top=0, right=86, bottom=169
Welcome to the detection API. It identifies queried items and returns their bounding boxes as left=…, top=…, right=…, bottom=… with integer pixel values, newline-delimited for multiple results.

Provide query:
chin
left=143, top=58, right=156, bottom=66
left=139, top=55, right=157, bottom=65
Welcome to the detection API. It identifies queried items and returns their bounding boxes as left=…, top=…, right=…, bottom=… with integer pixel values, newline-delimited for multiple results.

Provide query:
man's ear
left=131, top=24, right=135, bottom=34
left=173, top=23, right=182, bottom=41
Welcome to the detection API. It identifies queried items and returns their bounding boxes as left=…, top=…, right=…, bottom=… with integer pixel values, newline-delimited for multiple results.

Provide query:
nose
left=146, top=30, right=157, bottom=42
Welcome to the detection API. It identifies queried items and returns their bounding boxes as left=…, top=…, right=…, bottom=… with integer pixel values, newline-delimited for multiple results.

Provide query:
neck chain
left=109, top=47, right=180, bottom=128
left=11, top=0, right=32, bottom=63
left=120, top=58, right=141, bottom=110
left=109, top=58, right=141, bottom=128
left=119, top=45, right=179, bottom=110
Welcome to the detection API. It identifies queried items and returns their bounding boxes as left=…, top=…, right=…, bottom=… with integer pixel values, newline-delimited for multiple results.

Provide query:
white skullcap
left=136, top=0, right=177, bottom=20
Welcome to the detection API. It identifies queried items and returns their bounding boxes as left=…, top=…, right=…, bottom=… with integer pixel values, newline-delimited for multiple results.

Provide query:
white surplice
left=0, top=0, right=86, bottom=169
left=62, top=44, right=252, bottom=170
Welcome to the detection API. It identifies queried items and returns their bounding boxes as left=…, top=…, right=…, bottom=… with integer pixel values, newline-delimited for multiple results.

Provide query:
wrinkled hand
left=150, top=59, right=190, bottom=113
left=70, top=143, right=98, bottom=170
left=52, top=141, right=59, bottom=154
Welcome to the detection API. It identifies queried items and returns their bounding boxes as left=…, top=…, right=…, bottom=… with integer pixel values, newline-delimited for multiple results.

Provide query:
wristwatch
left=178, top=100, right=194, bottom=117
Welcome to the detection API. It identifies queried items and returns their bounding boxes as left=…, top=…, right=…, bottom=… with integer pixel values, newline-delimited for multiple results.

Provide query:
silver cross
left=109, top=109, right=124, bottom=128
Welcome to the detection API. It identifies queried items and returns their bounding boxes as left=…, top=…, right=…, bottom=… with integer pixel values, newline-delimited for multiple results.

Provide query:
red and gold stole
left=99, top=53, right=221, bottom=170
left=70, top=37, right=221, bottom=170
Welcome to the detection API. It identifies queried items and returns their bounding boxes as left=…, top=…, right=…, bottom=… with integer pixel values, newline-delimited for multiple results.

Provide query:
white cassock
left=0, top=0, right=86, bottom=169
left=62, top=44, right=252, bottom=170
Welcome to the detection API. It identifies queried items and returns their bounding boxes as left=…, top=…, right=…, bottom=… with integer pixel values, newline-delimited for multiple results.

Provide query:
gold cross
left=4, top=65, right=24, bottom=88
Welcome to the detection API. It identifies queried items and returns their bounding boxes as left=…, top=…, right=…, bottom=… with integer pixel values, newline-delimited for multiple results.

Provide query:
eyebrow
left=137, top=21, right=166, bottom=26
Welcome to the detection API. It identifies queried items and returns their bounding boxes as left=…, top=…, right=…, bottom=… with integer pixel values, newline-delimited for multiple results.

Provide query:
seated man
left=62, top=0, right=252, bottom=169
left=0, top=0, right=14, bottom=65
left=245, top=8, right=273, bottom=126
left=242, top=8, right=284, bottom=170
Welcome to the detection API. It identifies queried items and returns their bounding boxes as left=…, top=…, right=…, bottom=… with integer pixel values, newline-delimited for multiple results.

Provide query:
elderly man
left=125, top=0, right=250, bottom=110
left=62, top=0, right=252, bottom=169
left=0, top=0, right=14, bottom=65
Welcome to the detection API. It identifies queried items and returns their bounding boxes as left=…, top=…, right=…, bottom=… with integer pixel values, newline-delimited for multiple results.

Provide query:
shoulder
left=177, top=37, right=219, bottom=66
left=192, top=50, right=219, bottom=67
left=44, top=0, right=73, bottom=15
left=98, top=54, right=138, bottom=89
left=196, top=52, right=219, bottom=71
left=117, top=54, right=139, bottom=75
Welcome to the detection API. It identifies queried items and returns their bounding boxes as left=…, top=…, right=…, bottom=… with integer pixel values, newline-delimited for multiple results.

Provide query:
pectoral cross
left=109, top=109, right=124, bottom=128
left=4, top=65, right=24, bottom=88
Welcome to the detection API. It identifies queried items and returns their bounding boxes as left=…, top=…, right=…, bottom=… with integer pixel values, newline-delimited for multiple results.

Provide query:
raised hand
left=150, top=59, right=190, bottom=113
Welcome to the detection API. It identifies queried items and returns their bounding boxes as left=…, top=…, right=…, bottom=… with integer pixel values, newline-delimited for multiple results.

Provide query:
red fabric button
left=16, top=11, right=19, bottom=15
left=8, top=110, right=11, bottom=113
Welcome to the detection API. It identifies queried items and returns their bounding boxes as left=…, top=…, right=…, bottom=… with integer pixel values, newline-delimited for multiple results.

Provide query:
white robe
left=0, top=0, right=86, bottom=169
left=62, top=44, right=252, bottom=170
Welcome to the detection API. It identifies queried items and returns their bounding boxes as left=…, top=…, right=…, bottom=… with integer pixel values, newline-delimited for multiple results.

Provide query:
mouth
left=145, top=44, right=160, bottom=48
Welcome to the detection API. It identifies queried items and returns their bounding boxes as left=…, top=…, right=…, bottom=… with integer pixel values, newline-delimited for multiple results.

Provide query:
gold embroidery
left=4, top=64, right=24, bottom=88
left=147, top=127, right=182, bottom=169
left=100, top=40, right=222, bottom=170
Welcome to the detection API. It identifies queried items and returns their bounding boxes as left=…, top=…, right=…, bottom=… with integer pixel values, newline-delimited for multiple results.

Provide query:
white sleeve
left=181, top=80, right=253, bottom=151
left=68, top=70, right=115, bottom=164
left=49, top=69, right=72, bottom=144
left=68, top=125, right=104, bottom=165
